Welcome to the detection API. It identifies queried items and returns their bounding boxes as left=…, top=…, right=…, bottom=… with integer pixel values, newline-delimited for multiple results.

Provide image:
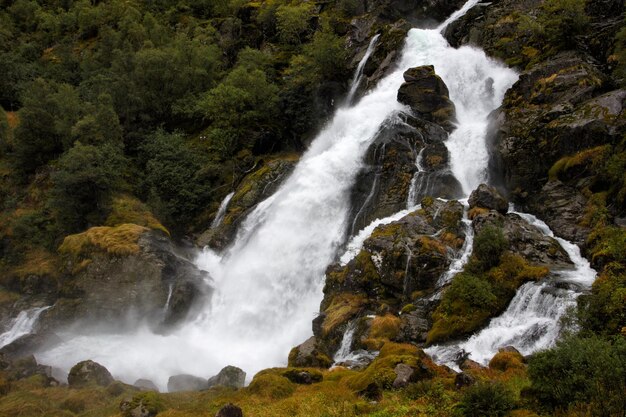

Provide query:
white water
left=0, top=306, right=49, bottom=348
left=210, top=191, right=234, bottom=228
left=36, top=0, right=518, bottom=390
left=346, top=34, right=381, bottom=105
left=426, top=213, right=597, bottom=368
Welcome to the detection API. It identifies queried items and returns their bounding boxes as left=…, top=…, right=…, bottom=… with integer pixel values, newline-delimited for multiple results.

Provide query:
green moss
left=122, top=391, right=165, bottom=417
left=548, top=146, right=611, bottom=181
left=368, top=314, right=401, bottom=340
left=105, top=194, right=169, bottom=235
left=247, top=373, right=296, bottom=399
left=322, top=293, right=367, bottom=336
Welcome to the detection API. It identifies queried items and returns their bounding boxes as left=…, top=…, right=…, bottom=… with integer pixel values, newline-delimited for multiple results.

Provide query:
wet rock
left=216, top=403, right=244, bottom=417
left=398, top=66, right=456, bottom=132
left=288, top=336, right=332, bottom=369
left=469, top=184, right=508, bottom=214
left=454, top=372, right=476, bottom=388
left=133, top=379, right=159, bottom=392
left=167, top=374, right=209, bottom=392
left=472, top=211, right=571, bottom=267
left=283, top=369, right=323, bottom=385
left=43, top=229, right=210, bottom=333
left=197, top=157, right=297, bottom=250
left=0, top=331, right=62, bottom=360
left=392, top=363, right=414, bottom=388
left=499, top=346, right=522, bottom=355
left=68, top=360, right=114, bottom=388
left=207, top=365, right=246, bottom=389
left=398, top=300, right=434, bottom=343
left=459, top=358, right=484, bottom=372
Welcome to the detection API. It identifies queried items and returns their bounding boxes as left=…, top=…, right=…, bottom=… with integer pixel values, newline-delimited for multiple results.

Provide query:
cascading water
left=0, top=306, right=49, bottom=348
left=210, top=191, right=235, bottom=228
left=36, top=0, right=518, bottom=390
left=426, top=212, right=596, bottom=368
left=346, top=34, right=381, bottom=105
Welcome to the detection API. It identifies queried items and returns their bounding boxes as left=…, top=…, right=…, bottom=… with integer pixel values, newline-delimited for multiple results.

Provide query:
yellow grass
left=58, top=224, right=148, bottom=259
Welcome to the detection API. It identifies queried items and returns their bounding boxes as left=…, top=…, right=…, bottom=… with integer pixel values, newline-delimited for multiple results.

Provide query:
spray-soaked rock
left=68, top=360, right=114, bottom=388
left=468, top=183, right=508, bottom=214
left=207, top=365, right=246, bottom=389
left=398, top=66, right=456, bottom=132
left=167, top=374, right=209, bottom=392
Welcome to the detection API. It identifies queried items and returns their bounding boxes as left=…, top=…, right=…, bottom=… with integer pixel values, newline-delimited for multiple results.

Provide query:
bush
left=473, top=225, right=508, bottom=271
left=528, top=336, right=626, bottom=415
left=457, top=381, right=516, bottom=417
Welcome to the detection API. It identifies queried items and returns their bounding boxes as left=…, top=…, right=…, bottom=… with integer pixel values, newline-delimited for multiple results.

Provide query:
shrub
left=457, top=381, right=516, bottom=417
left=473, top=225, right=508, bottom=271
left=528, top=336, right=626, bottom=415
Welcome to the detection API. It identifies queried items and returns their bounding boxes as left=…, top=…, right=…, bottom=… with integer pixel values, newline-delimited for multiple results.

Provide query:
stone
left=167, top=374, right=209, bottom=392
left=288, top=336, right=332, bottom=368
left=454, top=372, right=476, bottom=388
left=133, top=379, right=159, bottom=392
left=397, top=66, right=456, bottom=132
left=468, top=183, right=509, bottom=214
left=216, top=403, right=244, bottom=417
left=68, top=360, right=114, bottom=388
left=392, top=363, right=414, bottom=388
left=357, top=382, right=383, bottom=401
left=207, top=365, right=246, bottom=389
left=283, top=369, right=323, bottom=385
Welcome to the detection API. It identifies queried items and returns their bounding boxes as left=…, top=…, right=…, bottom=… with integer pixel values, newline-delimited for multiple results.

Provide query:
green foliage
left=303, top=29, right=348, bottom=80
left=613, top=18, right=626, bottom=84
left=472, top=225, right=508, bottom=271
left=528, top=336, right=626, bottom=415
left=13, top=78, right=81, bottom=175
left=536, top=0, right=589, bottom=51
left=50, top=142, right=126, bottom=232
left=457, top=381, right=516, bottom=417
left=275, top=3, right=313, bottom=44
left=122, top=391, right=165, bottom=417
left=141, top=130, right=215, bottom=229
left=579, top=261, right=626, bottom=335
left=0, top=107, right=8, bottom=154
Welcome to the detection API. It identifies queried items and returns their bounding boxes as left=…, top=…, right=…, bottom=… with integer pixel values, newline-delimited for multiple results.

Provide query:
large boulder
left=68, top=360, right=114, bottom=388
left=207, top=365, right=246, bottom=389
left=167, top=374, right=208, bottom=392
left=41, top=227, right=209, bottom=334
left=133, top=379, right=159, bottom=392
left=469, top=183, right=508, bottom=214
left=288, top=336, right=332, bottom=369
left=398, top=66, right=456, bottom=132
left=216, top=404, right=244, bottom=417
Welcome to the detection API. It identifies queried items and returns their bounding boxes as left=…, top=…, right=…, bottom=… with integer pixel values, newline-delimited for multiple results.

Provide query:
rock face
left=469, top=184, right=508, bottom=214
left=41, top=229, right=209, bottom=335
left=207, top=365, right=246, bottom=389
left=197, top=156, right=297, bottom=250
left=68, top=360, right=114, bottom=388
left=398, top=66, right=456, bottom=132
left=167, top=374, right=208, bottom=392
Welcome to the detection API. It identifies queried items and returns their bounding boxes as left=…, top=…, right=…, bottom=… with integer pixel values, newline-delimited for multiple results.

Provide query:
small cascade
left=403, top=243, right=414, bottom=297
left=426, top=212, right=596, bottom=368
left=350, top=172, right=381, bottom=236
left=434, top=204, right=473, bottom=290
left=210, top=191, right=235, bottom=229
left=0, top=306, right=49, bottom=348
left=346, top=34, right=381, bottom=105
left=163, top=284, right=174, bottom=314
left=333, top=320, right=378, bottom=369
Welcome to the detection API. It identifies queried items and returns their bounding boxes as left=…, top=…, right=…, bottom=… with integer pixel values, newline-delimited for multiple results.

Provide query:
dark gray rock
left=167, top=374, right=209, bottom=392
left=68, top=360, right=114, bottom=388
left=207, top=365, right=246, bottom=389
left=454, top=372, right=476, bottom=388
left=288, top=336, right=332, bottom=369
left=216, top=403, right=244, bottom=417
left=392, top=363, right=414, bottom=388
left=398, top=66, right=456, bottom=132
left=469, top=183, right=508, bottom=214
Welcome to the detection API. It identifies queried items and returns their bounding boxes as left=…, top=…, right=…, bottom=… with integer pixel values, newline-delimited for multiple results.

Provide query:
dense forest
left=0, top=0, right=626, bottom=415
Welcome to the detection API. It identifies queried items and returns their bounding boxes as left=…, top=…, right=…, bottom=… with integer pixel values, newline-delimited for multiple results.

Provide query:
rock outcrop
left=207, top=365, right=246, bottom=389
left=468, top=184, right=508, bottom=214
left=167, top=374, right=208, bottom=392
left=68, top=360, right=114, bottom=388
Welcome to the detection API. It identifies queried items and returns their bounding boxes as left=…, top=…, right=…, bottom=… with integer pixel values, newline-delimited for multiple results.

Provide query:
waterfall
left=333, top=321, right=357, bottom=362
left=36, top=0, right=518, bottom=390
left=210, top=191, right=234, bottom=229
left=346, top=34, right=381, bottom=105
left=425, top=212, right=597, bottom=368
left=0, top=306, right=49, bottom=348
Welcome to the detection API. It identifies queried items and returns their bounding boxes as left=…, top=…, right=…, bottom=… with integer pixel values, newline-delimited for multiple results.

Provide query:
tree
left=13, top=78, right=82, bottom=175
left=50, top=142, right=127, bottom=232
left=71, top=94, right=123, bottom=146
left=275, top=3, right=312, bottom=45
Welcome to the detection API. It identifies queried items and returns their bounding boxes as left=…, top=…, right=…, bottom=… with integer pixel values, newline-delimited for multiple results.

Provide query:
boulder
left=68, top=360, right=114, bottom=388
left=167, top=374, right=208, bottom=392
left=397, top=66, right=456, bottom=132
left=42, top=228, right=210, bottom=333
left=357, top=382, right=383, bottom=401
left=392, top=363, right=414, bottom=388
left=468, top=184, right=509, bottom=214
left=133, top=379, right=159, bottom=392
left=288, top=336, right=332, bottom=369
left=454, top=372, right=476, bottom=388
left=216, top=404, right=244, bottom=417
left=207, top=365, right=246, bottom=389
left=283, top=369, right=323, bottom=385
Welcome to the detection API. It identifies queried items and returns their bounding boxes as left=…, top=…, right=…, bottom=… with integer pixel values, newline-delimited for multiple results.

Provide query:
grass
left=58, top=223, right=149, bottom=260
left=105, top=194, right=169, bottom=235
left=321, top=293, right=367, bottom=336
left=369, top=314, right=401, bottom=340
